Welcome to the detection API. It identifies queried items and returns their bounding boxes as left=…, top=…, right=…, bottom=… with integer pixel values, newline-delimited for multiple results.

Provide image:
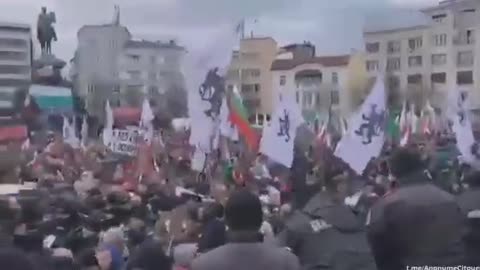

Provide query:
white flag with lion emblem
left=335, top=76, right=386, bottom=174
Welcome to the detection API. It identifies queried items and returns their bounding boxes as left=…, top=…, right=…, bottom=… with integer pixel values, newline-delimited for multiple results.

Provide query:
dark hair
left=389, top=148, right=424, bottom=178
left=225, top=189, right=262, bottom=231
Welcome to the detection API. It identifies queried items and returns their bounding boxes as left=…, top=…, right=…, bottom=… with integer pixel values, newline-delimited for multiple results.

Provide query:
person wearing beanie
left=191, top=189, right=299, bottom=270
left=367, top=148, right=467, bottom=270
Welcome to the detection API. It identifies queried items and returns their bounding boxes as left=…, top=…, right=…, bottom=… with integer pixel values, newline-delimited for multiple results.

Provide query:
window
left=388, top=76, right=400, bottom=90
left=295, top=91, right=300, bottom=103
left=227, top=69, right=239, bottom=80
left=365, top=42, right=380, bottom=53
left=241, top=52, right=259, bottom=60
left=315, top=92, right=321, bottom=106
left=127, top=54, right=140, bottom=62
left=148, top=72, right=157, bottom=80
left=302, top=92, right=313, bottom=108
left=330, top=90, right=339, bottom=105
left=431, top=72, right=446, bottom=83
left=150, top=56, right=156, bottom=64
left=0, top=65, right=29, bottom=74
left=433, top=34, right=447, bottom=46
left=366, top=60, right=379, bottom=71
left=408, top=37, right=423, bottom=51
left=113, top=85, right=120, bottom=93
left=408, top=56, right=422, bottom=67
left=227, top=85, right=233, bottom=92
left=127, top=70, right=141, bottom=80
left=0, top=38, right=27, bottom=48
left=87, top=84, right=94, bottom=94
left=0, top=51, right=27, bottom=61
left=455, top=30, right=475, bottom=45
left=280, top=75, right=286, bottom=86
left=457, top=71, right=473, bottom=85
left=387, top=41, right=401, bottom=54
left=432, top=13, right=447, bottom=23
left=432, top=54, right=447, bottom=66
left=386, top=58, right=401, bottom=71
left=149, top=86, right=158, bottom=95
left=407, top=74, right=422, bottom=84
left=241, top=84, right=259, bottom=93
left=466, top=29, right=474, bottom=44
left=332, top=72, right=338, bottom=84
left=457, top=51, right=474, bottom=67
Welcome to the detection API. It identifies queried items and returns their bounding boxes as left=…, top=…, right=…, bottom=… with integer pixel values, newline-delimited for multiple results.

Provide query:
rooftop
left=364, top=24, right=429, bottom=35
left=78, top=23, right=131, bottom=37
left=124, top=39, right=185, bottom=51
left=271, top=55, right=350, bottom=71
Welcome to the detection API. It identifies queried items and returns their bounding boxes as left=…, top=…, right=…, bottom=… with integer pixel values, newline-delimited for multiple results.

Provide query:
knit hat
left=225, top=189, right=263, bottom=231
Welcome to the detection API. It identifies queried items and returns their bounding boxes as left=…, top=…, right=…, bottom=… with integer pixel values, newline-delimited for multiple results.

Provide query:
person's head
left=101, top=227, right=125, bottom=251
left=324, top=173, right=350, bottom=202
left=388, top=148, right=425, bottom=179
left=225, top=189, right=263, bottom=232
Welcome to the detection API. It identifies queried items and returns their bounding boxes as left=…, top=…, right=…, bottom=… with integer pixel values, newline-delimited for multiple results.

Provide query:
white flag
left=63, top=116, right=79, bottom=148
left=186, top=24, right=240, bottom=153
left=102, top=100, right=114, bottom=146
left=260, top=93, right=304, bottom=168
left=140, top=99, right=155, bottom=144
left=81, top=116, right=88, bottom=149
left=448, top=89, right=476, bottom=164
left=334, top=76, right=386, bottom=174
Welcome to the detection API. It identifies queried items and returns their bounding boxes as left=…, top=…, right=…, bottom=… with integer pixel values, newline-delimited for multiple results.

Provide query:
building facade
left=364, top=0, right=480, bottom=110
left=73, top=23, right=131, bottom=117
left=271, top=43, right=353, bottom=126
left=0, top=22, right=32, bottom=89
left=118, top=40, right=185, bottom=108
left=0, top=22, right=32, bottom=116
left=226, top=37, right=278, bottom=126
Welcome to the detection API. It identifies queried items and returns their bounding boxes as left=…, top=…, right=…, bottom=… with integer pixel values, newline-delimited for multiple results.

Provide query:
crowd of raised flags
left=54, top=20, right=477, bottom=179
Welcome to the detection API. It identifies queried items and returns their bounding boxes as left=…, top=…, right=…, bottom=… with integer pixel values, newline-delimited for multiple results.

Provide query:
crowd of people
left=0, top=131, right=479, bottom=270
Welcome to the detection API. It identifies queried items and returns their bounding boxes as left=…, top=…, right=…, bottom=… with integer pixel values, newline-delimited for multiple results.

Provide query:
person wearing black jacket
left=456, top=170, right=480, bottom=266
left=197, top=202, right=226, bottom=253
left=367, top=148, right=467, bottom=270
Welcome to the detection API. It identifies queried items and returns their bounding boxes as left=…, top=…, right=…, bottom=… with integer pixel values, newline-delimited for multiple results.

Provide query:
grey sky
left=2, top=0, right=438, bottom=64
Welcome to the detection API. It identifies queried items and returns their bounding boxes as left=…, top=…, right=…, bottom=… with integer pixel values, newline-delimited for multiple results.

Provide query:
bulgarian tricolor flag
left=229, top=86, right=258, bottom=150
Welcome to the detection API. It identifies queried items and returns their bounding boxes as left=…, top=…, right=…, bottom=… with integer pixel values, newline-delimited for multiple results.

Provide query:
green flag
left=387, top=110, right=400, bottom=140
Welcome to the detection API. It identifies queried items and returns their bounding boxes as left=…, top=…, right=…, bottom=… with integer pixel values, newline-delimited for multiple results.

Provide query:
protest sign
left=108, top=128, right=142, bottom=156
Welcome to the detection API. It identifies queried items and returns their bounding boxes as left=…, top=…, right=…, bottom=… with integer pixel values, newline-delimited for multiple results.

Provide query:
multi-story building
left=118, top=39, right=185, bottom=107
left=0, top=22, right=31, bottom=86
left=73, top=22, right=131, bottom=117
left=226, top=37, right=278, bottom=126
left=0, top=22, right=32, bottom=116
left=364, top=0, right=480, bottom=111
left=271, top=42, right=365, bottom=126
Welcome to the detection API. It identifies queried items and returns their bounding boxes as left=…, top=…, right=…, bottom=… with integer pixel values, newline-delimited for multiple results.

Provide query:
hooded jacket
left=367, top=171, right=467, bottom=270
left=278, top=192, right=376, bottom=270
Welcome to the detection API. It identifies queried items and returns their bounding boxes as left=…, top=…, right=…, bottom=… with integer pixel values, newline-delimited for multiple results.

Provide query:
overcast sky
left=2, top=0, right=439, bottom=64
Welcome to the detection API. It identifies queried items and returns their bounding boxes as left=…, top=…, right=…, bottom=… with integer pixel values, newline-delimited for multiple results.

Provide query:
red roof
left=271, top=55, right=350, bottom=71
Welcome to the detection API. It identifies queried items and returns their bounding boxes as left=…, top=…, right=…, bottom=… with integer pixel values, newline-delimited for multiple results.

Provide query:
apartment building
left=0, top=22, right=32, bottom=116
left=364, top=0, right=480, bottom=110
left=73, top=23, right=131, bottom=117
left=271, top=42, right=367, bottom=126
left=118, top=40, right=185, bottom=107
left=226, top=37, right=278, bottom=126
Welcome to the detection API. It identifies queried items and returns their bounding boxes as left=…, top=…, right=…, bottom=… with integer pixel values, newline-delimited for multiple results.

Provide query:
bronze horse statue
left=37, top=7, right=58, bottom=55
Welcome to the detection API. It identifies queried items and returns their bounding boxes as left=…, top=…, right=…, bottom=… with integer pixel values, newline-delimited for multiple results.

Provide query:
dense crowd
left=0, top=133, right=480, bottom=270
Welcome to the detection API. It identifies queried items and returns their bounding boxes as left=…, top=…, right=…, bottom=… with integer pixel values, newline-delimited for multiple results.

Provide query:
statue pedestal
left=32, top=53, right=66, bottom=85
